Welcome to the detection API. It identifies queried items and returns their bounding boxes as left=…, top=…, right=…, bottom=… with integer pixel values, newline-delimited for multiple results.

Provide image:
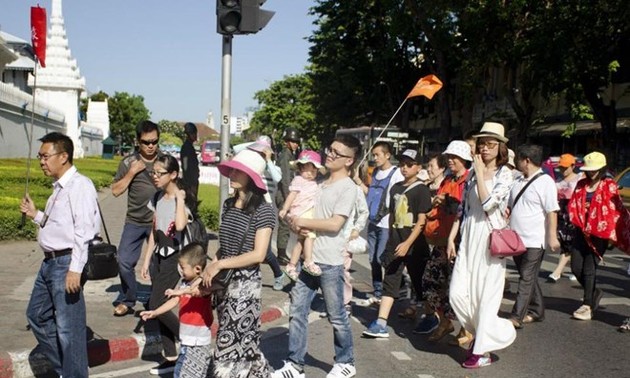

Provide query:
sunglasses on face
left=140, top=139, right=159, bottom=146
left=398, top=160, right=418, bottom=168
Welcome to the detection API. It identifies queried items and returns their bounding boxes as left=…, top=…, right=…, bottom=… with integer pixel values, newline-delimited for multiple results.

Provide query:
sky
left=1, top=0, right=316, bottom=129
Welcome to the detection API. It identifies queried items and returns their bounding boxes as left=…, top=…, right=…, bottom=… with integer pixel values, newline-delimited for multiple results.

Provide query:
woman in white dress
left=447, top=122, right=516, bottom=369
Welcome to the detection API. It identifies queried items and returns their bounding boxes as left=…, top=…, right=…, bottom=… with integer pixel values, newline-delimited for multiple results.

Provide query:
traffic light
left=216, top=0, right=275, bottom=35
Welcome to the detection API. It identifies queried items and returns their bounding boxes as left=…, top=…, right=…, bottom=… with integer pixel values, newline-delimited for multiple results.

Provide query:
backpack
left=152, top=192, right=209, bottom=252
left=366, top=167, right=398, bottom=223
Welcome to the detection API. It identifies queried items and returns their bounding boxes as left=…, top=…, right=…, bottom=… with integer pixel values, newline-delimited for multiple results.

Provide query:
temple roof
left=35, top=0, right=86, bottom=91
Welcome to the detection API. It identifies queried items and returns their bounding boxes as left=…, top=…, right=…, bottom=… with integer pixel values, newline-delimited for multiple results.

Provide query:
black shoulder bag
left=84, top=202, right=119, bottom=280
left=209, top=211, right=255, bottom=293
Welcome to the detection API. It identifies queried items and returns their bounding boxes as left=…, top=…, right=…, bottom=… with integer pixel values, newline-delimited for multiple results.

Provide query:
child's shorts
left=298, top=208, right=316, bottom=239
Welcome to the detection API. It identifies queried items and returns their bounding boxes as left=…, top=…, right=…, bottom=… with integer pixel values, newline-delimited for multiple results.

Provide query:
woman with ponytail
left=141, top=154, right=193, bottom=375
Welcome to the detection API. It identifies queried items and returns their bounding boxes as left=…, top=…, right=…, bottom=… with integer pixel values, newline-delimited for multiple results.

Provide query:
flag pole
left=356, top=98, right=408, bottom=169
left=20, top=62, right=38, bottom=228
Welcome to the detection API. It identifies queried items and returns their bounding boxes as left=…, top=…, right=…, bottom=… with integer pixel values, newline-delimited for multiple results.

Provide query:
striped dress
left=213, top=199, right=276, bottom=378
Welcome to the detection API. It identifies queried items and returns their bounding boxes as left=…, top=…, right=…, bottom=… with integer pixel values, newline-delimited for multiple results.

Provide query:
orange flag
left=406, top=74, right=443, bottom=100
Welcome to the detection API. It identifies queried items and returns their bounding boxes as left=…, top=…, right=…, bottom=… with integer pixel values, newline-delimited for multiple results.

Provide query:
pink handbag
left=489, top=228, right=526, bottom=257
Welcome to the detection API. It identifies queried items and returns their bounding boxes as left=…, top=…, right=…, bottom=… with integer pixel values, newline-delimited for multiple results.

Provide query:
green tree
left=249, top=74, right=321, bottom=149
left=157, top=119, right=185, bottom=143
left=308, top=0, right=423, bottom=131
left=108, top=92, right=151, bottom=146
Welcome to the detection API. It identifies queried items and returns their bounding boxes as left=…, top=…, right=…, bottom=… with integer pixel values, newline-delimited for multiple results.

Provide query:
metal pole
left=20, top=63, right=38, bottom=228
left=219, top=34, right=233, bottom=219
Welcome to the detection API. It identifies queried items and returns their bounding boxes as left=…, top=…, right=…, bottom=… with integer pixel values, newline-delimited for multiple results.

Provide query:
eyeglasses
left=477, top=141, right=499, bottom=149
left=325, top=147, right=352, bottom=160
left=140, top=139, right=159, bottom=146
left=36, top=152, right=63, bottom=161
left=150, top=170, right=170, bottom=177
left=398, top=160, right=417, bottom=168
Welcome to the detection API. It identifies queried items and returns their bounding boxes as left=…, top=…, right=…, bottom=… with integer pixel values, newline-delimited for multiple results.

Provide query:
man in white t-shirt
left=508, top=144, right=561, bottom=329
left=354, top=142, right=404, bottom=302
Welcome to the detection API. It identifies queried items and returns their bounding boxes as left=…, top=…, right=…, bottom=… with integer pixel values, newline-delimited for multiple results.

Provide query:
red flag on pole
left=30, top=6, right=47, bottom=68
left=406, top=74, right=443, bottom=100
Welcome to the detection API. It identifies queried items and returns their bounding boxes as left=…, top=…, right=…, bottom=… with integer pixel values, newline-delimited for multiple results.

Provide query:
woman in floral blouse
left=568, top=151, right=630, bottom=322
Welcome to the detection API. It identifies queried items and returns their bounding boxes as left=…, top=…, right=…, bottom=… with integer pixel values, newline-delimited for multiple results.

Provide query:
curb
left=0, top=305, right=286, bottom=378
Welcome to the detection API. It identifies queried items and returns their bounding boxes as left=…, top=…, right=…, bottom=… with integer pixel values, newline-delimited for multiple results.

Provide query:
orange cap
left=558, top=153, right=576, bottom=168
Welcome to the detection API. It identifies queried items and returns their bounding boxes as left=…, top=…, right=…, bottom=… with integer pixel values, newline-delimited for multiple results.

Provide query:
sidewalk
left=0, top=188, right=292, bottom=378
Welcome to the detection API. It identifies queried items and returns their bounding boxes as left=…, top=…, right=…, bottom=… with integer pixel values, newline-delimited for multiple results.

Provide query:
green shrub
left=0, top=157, right=120, bottom=241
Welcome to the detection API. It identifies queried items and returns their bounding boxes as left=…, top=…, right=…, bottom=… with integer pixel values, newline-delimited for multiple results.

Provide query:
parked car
left=615, top=167, right=630, bottom=209
left=200, top=140, right=221, bottom=165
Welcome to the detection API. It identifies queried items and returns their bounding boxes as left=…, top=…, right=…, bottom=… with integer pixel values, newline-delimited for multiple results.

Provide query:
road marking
left=391, top=351, right=411, bottom=360
left=418, top=375, right=436, bottom=378
left=90, top=362, right=155, bottom=377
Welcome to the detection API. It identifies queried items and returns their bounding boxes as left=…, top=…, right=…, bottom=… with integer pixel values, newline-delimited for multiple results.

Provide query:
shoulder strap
left=403, top=180, right=423, bottom=194
left=512, top=172, right=544, bottom=209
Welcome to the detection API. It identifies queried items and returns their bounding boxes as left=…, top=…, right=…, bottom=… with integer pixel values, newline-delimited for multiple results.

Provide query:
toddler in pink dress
left=279, top=150, right=324, bottom=280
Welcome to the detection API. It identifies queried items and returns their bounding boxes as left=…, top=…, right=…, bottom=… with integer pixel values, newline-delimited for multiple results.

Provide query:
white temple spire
left=32, top=0, right=86, bottom=157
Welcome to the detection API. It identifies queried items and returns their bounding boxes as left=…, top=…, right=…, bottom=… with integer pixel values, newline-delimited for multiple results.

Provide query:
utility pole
left=216, top=0, right=274, bottom=212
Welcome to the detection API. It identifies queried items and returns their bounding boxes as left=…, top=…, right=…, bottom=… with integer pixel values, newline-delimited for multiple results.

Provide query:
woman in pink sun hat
left=205, top=149, right=276, bottom=377
left=279, top=149, right=326, bottom=280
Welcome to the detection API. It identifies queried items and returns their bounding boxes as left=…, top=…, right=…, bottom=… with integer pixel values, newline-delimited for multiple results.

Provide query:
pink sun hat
left=290, top=150, right=326, bottom=172
left=218, top=149, right=267, bottom=192
left=247, top=135, right=273, bottom=154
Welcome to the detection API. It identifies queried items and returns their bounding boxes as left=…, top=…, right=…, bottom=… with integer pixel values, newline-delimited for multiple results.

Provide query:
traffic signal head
left=216, top=0, right=275, bottom=35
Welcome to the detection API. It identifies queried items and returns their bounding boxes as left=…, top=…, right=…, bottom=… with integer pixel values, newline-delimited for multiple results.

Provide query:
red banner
left=30, top=6, right=47, bottom=68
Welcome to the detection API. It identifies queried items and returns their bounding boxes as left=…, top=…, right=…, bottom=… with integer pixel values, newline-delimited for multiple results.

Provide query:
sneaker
left=413, top=313, right=439, bottom=334
left=283, top=264, right=299, bottom=282
left=565, top=273, right=578, bottom=281
left=362, top=320, right=389, bottom=338
left=326, top=363, right=356, bottom=378
left=618, top=317, right=630, bottom=333
left=462, top=354, right=492, bottom=369
left=273, top=274, right=285, bottom=291
left=271, top=361, right=305, bottom=378
left=149, top=360, right=176, bottom=375
left=547, top=273, right=560, bottom=283
left=573, top=304, right=592, bottom=320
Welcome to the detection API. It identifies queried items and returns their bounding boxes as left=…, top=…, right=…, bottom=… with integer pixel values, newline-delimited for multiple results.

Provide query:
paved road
left=90, top=250, right=630, bottom=378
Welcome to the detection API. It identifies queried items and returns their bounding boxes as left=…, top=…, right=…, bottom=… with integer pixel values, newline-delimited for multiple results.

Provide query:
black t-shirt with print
left=385, top=181, right=432, bottom=258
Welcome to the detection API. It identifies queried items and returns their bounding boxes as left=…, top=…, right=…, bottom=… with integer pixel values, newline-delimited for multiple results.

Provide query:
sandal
left=428, top=320, right=455, bottom=342
left=448, top=326, right=473, bottom=347
left=619, top=317, right=630, bottom=333
left=303, top=261, right=322, bottom=276
left=282, top=264, right=299, bottom=282
left=113, top=303, right=133, bottom=317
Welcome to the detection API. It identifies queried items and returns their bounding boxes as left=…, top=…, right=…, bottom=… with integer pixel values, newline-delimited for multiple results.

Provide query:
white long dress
left=449, top=166, right=516, bottom=355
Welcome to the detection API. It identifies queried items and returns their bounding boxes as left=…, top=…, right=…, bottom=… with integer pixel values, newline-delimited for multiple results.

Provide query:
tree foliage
left=303, top=0, right=630, bottom=149
left=308, top=0, right=424, bottom=130
left=249, top=74, right=322, bottom=149
left=108, top=92, right=151, bottom=146
left=157, top=119, right=185, bottom=143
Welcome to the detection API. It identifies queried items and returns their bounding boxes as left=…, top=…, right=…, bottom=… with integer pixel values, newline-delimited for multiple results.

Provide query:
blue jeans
left=367, top=222, right=389, bottom=298
left=287, top=263, right=354, bottom=367
left=117, top=223, right=152, bottom=307
left=26, top=254, right=88, bottom=377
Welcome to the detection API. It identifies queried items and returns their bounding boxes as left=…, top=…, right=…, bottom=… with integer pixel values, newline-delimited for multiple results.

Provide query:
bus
left=200, top=140, right=222, bottom=165
left=335, top=126, right=421, bottom=182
